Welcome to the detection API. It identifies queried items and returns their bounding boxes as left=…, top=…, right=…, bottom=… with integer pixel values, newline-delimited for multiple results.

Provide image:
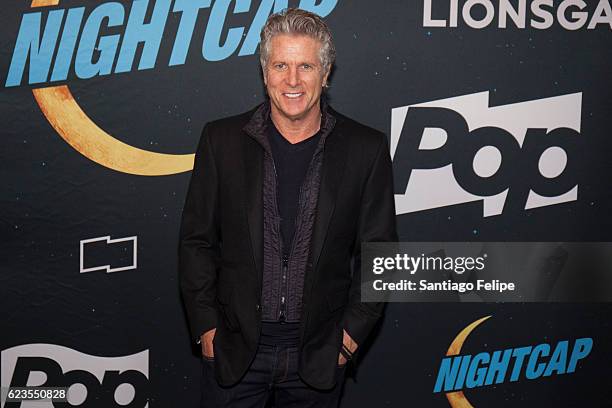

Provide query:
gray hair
left=259, top=8, right=336, bottom=76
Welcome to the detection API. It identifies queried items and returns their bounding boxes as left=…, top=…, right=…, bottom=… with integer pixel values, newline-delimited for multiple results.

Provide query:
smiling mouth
left=283, top=92, right=304, bottom=99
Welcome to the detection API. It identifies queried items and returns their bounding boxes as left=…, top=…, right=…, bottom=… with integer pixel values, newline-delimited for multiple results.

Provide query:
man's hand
left=338, top=329, right=358, bottom=366
left=201, top=328, right=216, bottom=358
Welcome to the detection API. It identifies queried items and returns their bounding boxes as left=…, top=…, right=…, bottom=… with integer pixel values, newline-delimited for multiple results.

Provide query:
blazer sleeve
left=179, top=123, right=221, bottom=343
left=341, top=133, right=398, bottom=355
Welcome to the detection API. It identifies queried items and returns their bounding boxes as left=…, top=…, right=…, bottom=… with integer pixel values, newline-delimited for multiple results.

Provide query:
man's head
left=260, top=8, right=336, bottom=123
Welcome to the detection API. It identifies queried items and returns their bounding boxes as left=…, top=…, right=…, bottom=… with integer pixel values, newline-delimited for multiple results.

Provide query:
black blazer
left=179, top=103, right=397, bottom=390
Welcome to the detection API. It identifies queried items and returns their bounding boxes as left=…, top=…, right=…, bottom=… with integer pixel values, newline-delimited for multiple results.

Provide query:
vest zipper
left=270, top=152, right=287, bottom=322
left=280, top=253, right=289, bottom=321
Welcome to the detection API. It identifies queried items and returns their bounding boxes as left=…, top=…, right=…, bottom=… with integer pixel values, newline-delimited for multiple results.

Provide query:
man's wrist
left=340, top=344, right=354, bottom=360
left=342, top=329, right=358, bottom=353
left=196, top=328, right=212, bottom=345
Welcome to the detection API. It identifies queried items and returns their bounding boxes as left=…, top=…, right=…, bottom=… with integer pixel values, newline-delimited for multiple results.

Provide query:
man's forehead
left=269, top=34, right=322, bottom=54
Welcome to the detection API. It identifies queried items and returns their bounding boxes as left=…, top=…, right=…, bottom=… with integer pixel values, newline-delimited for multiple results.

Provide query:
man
left=179, top=8, right=397, bottom=408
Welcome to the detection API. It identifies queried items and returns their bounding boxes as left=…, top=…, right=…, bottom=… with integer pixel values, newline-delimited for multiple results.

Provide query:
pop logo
left=391, top=91, right=582, bottom=217
left=1, top=344, right=149, bottom=408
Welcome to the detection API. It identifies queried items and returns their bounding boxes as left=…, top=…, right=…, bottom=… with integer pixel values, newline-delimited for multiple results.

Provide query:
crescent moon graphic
left=445, top=315, right=492, bottom=408
left=31, top=0, right=195, bottom=176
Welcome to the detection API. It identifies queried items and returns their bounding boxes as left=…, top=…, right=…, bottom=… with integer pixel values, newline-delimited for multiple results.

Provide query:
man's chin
left=275, top=105, right=318, bottom=122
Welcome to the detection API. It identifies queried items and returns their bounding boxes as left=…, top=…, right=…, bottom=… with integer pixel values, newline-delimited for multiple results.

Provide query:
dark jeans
left=200, top=344, right=347, bottom=408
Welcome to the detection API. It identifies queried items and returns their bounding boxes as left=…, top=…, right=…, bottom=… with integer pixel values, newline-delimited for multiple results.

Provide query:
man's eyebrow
left=297, top=59, right=319, bottom=65
left=270, top=60, right=319, bottom=65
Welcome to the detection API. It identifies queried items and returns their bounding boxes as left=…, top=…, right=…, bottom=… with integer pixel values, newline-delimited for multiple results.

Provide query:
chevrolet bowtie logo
left=79, top=235, right=138, bottom=274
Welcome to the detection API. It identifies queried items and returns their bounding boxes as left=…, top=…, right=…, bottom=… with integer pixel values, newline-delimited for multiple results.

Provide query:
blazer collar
left=242, top=97, right=337, bottom=146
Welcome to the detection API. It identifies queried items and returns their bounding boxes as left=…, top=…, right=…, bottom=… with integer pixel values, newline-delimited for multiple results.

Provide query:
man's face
left=264, top=34, right=329, bottom=122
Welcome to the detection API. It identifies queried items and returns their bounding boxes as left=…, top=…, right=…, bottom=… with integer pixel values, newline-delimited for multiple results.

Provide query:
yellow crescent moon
left=31, top=0, right=195, bottom=176
left=445, top=315, right=492, bottom=408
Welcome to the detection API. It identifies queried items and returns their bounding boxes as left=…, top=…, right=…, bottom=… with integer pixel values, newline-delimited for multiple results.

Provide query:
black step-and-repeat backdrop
left=2, top=1, right=611, bottom=407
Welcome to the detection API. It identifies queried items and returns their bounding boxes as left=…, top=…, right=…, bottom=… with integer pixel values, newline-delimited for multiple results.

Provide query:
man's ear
left=322, top=69, right=331, bottom=88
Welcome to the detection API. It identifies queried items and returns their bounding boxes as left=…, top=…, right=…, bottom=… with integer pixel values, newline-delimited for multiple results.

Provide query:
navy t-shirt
left=267, top=116, right=321, bottom=253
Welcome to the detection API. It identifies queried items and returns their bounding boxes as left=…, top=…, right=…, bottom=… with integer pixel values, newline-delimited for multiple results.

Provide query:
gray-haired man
left=179, top=7, right=397, bottom=407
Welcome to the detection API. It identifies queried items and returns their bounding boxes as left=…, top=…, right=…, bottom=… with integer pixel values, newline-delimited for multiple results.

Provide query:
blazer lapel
left=243, top=135, right=264, bottom=288
left=310, top=127, right=347, bottom=272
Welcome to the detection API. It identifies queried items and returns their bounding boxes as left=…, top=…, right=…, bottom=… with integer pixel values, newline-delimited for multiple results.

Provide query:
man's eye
left=274, top=63, right=286, bottom=70
left=301, top=64, right=313, bottom=70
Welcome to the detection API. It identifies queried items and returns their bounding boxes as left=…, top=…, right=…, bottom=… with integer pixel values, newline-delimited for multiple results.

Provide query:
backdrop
left=2, top=0, right=611, bottom=407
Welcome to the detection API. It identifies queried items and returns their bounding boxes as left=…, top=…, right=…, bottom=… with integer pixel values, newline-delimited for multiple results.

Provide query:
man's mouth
left=283, top=92, right=304, bottom=99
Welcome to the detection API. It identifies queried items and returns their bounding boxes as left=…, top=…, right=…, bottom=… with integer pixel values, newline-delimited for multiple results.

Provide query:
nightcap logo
left=5, top=0, right=337, bottom=176
left=391, top=91, right=582, bottom=217
left=1, top=344, right=149, bottom=408
left=433, top=316, right=593, bottom=408
left=423, top=0, right=612, bottom=30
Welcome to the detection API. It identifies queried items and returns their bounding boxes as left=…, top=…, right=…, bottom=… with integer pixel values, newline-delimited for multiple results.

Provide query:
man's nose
left=285, top=66, right=299, bottom=87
